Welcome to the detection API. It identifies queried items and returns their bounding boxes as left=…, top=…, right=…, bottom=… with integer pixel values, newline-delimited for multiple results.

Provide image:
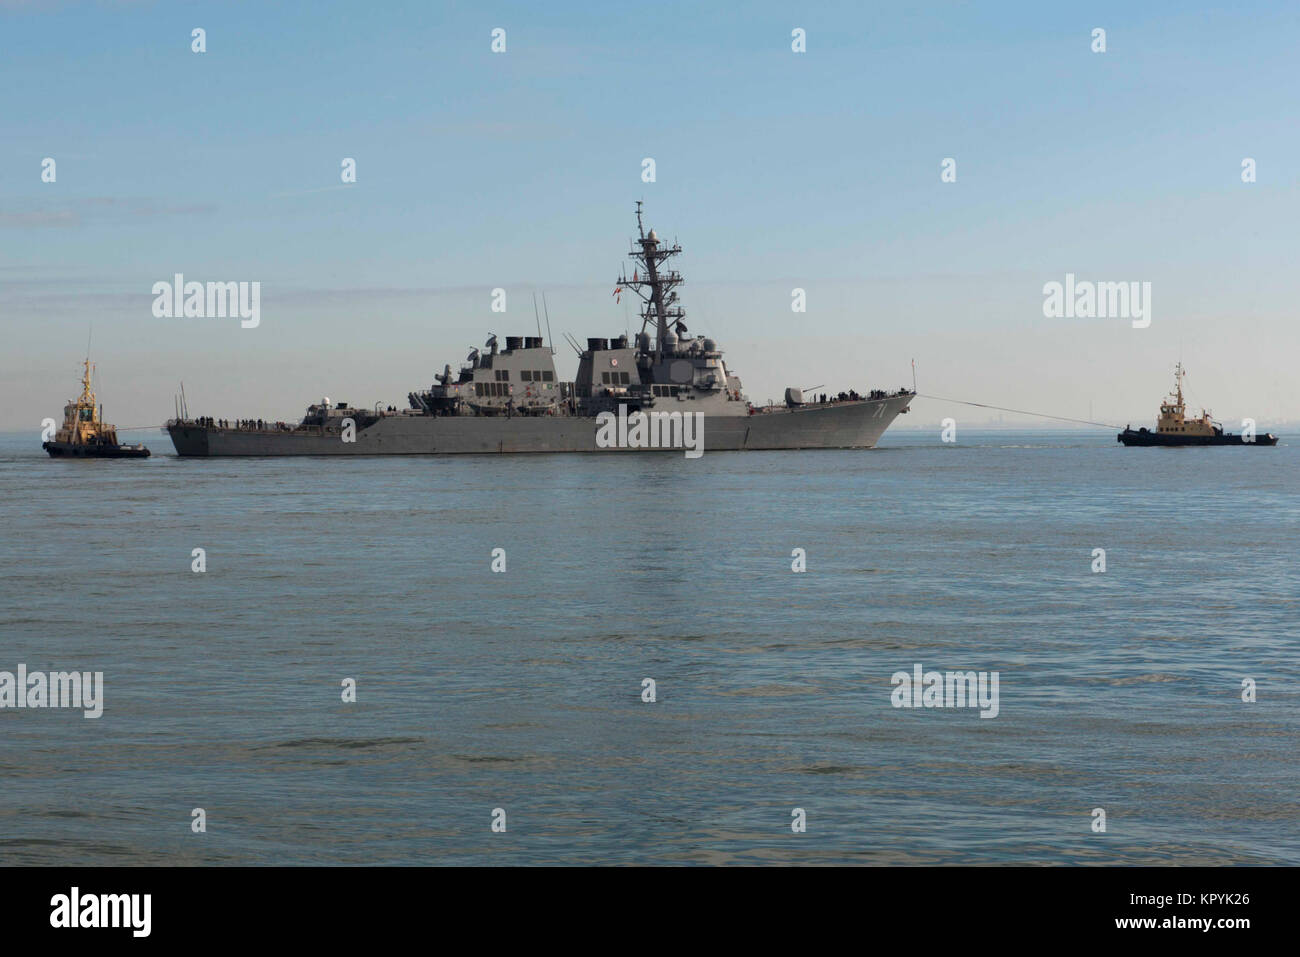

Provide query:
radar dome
left=648, top=229, right=658, bottom=242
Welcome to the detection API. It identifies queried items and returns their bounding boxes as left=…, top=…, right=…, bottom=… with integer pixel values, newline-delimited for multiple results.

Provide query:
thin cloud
left=0, top=197, right=217, bottom=228
left=270, top=184, right=359, bottom=199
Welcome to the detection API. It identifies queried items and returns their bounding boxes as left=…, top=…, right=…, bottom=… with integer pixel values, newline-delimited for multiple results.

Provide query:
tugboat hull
left=1117, top=429, right=1277, bottom=447
left=43, top=441, right=151, bottom=458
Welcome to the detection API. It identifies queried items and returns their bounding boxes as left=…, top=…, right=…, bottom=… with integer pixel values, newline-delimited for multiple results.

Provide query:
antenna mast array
left=616, top=201, right=685, bottom=362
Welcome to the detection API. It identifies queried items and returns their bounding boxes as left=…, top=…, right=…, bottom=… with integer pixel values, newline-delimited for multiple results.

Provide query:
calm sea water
left=1, top=428, right=1296, bottom=866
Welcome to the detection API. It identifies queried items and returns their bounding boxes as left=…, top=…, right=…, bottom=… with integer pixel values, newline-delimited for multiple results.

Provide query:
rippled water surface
left=1, top=429, right=1296, bottom=865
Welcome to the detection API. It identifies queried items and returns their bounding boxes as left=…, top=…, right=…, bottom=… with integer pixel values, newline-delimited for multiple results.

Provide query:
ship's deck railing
left=167, top=417, right=298, bottom=432
left=749, top=387, right=914, bottom=413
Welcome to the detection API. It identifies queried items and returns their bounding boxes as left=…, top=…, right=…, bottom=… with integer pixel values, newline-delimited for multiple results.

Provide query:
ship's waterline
left=169, top=393, right=914, bottom=456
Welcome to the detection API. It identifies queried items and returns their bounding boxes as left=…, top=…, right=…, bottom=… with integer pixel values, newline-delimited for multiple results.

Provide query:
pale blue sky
left=2, top=0, right=1298, bottom=430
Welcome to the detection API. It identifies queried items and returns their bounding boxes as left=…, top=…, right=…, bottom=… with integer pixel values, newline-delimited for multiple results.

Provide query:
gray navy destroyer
left=168, top=204, right=914, bottom=456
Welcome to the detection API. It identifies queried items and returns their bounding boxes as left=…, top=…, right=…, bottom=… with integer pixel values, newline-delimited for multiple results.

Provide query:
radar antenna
left=615, top=201, right=686, bottom=361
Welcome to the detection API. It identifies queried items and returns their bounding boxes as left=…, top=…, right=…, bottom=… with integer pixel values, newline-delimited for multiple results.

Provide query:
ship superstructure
left=168, top=205, right=914, bottom=456
left=409, top=334, right=562, bottom=418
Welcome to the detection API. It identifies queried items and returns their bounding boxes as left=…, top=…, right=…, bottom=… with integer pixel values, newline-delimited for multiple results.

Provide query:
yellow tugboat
left=1118, top=363, right=1277, bottom=447
left=43, top=358, right=150, bottom=458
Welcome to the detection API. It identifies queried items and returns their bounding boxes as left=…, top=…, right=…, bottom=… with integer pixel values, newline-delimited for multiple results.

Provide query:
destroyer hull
left=168, top=393, right=912, bottom=456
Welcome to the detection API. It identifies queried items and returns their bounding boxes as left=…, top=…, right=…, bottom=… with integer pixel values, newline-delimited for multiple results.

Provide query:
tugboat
left=1118, top=364, right=1277, bottom=447
left=43, top=358, right=151, bottom=458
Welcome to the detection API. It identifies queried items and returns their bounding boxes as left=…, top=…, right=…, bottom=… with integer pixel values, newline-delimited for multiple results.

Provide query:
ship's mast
left=79, top=358, right=98, bottom=423
left=616, top=201, right=685, bottom=362
left=1173, top=362, right=1185, bottom=410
